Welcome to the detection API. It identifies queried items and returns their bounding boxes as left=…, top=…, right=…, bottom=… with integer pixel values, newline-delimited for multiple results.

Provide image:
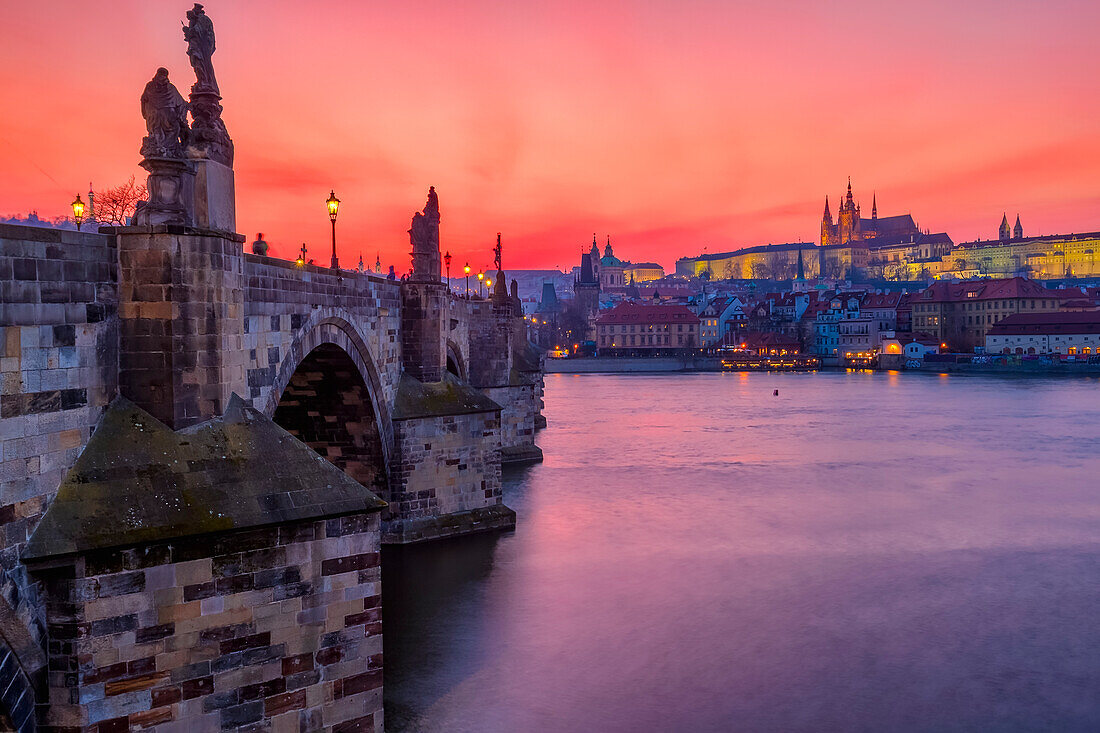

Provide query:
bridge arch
left=264, top=314, right=393, bottom=493
left=445, top=339, right=467, bottom=381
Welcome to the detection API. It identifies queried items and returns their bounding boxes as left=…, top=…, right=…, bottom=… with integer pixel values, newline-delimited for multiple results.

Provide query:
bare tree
left=749, top=260, right=770, bottom=280
left=766, top=252, right=789, bottom=280
left=92, top=176, right=148, bottom=225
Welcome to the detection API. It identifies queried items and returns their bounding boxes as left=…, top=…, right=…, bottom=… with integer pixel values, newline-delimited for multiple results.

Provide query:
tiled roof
left=917, top=277, right=1058, bottom=303
left=987, top=311, right=1100, bottom=335
left=596, top=302, right=700, bottom=325
left=861, top=292, right=902, bottom=308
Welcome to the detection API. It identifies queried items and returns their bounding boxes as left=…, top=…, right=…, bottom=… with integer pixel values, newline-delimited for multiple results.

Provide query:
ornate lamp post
left=296, top=243, right=307, bottom=267
left=477, top=271, right=484, bottom=297
left=326, top=190, right=341, bottom=270
left=486, top=277, right=493, bottom=293
left=71, top=194, right=85, bottom=231
left=464, top=262, right=471, bottom=298
left=444, top=251, right=452, bottom=290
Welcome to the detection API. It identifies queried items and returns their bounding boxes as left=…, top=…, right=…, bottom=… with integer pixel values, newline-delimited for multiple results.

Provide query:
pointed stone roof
left=25, top=396, right=386, bottom=560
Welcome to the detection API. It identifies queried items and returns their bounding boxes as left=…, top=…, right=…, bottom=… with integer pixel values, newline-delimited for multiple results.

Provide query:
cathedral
left=821, top=179, right=921, bottom=248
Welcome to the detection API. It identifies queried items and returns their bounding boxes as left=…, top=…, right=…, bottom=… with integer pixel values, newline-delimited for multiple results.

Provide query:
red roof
left=916, top=277, right=1058, bottom=303
left=987, top=311, right=1100, bottom=335
left=596, top=302, right=700, bottom=325
left=861, top=292, right=902, bottom=309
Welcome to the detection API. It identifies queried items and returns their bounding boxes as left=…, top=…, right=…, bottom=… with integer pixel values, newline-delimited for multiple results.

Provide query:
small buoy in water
left=773, top=389, right=779, bottom=396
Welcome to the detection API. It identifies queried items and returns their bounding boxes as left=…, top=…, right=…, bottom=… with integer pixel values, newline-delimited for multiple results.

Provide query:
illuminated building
left=820, top=179, right=921, bottom=248
left=675, top=241, right=819, bottom=279
left=986, top=311, right=1100, bottom=355
left=599, top=237, right=626, bottom=290
left=595, top=303, right=700, bottom=353
left=911, top=277, right=1063, bottom=352
left=942, top=219, right=1100, bottom=279
left=623, top=262, right=665, bottom=282
left=697, top=296, right=745, bottom=346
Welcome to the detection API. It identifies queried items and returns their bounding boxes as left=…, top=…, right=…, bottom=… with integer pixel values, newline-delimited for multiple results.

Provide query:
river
left=383, top=371, right=1100, bottom=732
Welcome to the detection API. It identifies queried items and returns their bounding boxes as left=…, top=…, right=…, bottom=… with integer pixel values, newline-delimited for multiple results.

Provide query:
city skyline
left=2, top=0, right=1100, bottom=270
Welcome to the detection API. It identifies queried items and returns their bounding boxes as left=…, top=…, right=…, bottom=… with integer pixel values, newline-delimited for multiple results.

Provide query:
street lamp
left=71, top=194, right=85, bottom=231
left=444, top=251, right=452, bottom=290
left=326, top=190, right=340, bottom=270
left=477, top=271, right=484, bottom=297
left=296, top=243, right=307, bottom=267
left=464, top=262, right=471, bottom=298
left=486, top=277, right=493, bottom=294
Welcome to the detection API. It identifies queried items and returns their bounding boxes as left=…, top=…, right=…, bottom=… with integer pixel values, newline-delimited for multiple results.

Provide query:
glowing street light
left=296, top=242, right=307, bottom=267
left=477, top=271, right=484, bottom=297
left=464, top=262, right=471, bottom=298
left=326, top=190, right=341, bottom=270
left=444, top=251, right=452, bottom=289
left=71, top=194, right=85, bottom=231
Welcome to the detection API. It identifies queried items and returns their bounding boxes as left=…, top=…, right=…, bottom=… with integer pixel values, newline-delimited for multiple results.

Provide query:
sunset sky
left=2, top=0, right=1099, bottom=271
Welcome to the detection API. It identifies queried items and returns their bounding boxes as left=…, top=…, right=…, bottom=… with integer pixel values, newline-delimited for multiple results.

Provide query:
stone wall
left=114, top=226, right=246, bottom=430
left=483, top=384, right=541, bottom=463
left=0, top=224, right=119, bottom=699
left=241, top=257, right=402, bottom=422
left=34, top=514, right=383, bottom=732
left=386, top=409, right=510, bottom=543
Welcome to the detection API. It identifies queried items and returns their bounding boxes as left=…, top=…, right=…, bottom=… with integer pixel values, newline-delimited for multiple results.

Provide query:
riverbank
left=549, top=355, right=1100, bottom=376
left=545, top=357, right=719, bottom=373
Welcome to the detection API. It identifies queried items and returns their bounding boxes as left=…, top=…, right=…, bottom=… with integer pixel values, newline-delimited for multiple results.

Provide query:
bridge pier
left=115, top=225, right=246, bottom=429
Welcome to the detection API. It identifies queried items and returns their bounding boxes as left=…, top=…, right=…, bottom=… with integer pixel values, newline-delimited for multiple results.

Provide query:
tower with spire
left=1013, top=214, right=1023, bottom=240
left=999, top=213, right=1011, bottom=242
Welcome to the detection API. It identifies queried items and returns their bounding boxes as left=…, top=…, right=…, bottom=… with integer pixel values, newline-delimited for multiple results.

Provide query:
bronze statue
left=183, top=3, right=218, bottom=94
left=139, top=68, right=189, bottom=159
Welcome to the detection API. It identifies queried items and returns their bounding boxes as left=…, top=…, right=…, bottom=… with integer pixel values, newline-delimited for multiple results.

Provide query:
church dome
left=600, top=254, right=624, bottom=267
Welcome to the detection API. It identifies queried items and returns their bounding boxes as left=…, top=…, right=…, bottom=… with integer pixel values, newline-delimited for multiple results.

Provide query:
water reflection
left=384, top=372, right=1100, bottom=732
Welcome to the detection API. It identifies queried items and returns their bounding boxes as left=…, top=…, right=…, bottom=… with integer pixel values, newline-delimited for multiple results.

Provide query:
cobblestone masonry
left=33, top=514, right=383, bottom=733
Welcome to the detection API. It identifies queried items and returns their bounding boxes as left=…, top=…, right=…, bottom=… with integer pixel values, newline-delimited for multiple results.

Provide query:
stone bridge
left=0, top=186, right=544, bottom=730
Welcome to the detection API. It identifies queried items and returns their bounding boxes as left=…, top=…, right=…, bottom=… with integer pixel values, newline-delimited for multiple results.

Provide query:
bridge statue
left=139, top=67, right=188, bottom=159
left=134, top=67, right=192, bottom=224
left=0, top=7, right=544, bottom=731
left=183, top=3, right=218, bottom=94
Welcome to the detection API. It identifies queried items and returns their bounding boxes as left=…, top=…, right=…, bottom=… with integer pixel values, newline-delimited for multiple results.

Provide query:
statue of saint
left=183, top=3, right=218, bottom=94
left=139, top=68, right=189, bottom=159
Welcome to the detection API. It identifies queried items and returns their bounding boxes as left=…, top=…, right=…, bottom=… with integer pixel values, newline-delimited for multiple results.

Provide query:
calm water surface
left=383, top=371, right=1100, bottom=732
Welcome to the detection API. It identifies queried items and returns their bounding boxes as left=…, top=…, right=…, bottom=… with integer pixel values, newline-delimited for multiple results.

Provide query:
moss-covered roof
left=24, top=396, right=385, bottom=561
left=391, top=372, right=501, bottom=420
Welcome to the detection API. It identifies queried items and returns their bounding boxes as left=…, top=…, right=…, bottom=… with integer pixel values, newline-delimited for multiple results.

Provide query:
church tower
left=821, top=196, right=834, bottom=247
left=999, top=213, right=1011, bottom=242
left=837, top=178, right=860, bottom=245
left=1013, top=214, right=1023, bottom=240
left=871, top=192, right=877, bottom=221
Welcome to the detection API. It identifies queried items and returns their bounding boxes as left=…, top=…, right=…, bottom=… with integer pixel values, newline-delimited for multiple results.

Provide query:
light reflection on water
left=383, top=371, right=1100, bottom=732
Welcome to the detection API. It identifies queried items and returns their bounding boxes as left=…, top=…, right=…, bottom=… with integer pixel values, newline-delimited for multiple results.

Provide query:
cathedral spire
left=823, top=195, right=832, bottom=222
left=1013, top=214, right=1023, bottom=240
left=846, top=177, right=853, bottom=203
left=999, top=213, right=1011, bottom=242
left=871, top=192, right=877, bottom=220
